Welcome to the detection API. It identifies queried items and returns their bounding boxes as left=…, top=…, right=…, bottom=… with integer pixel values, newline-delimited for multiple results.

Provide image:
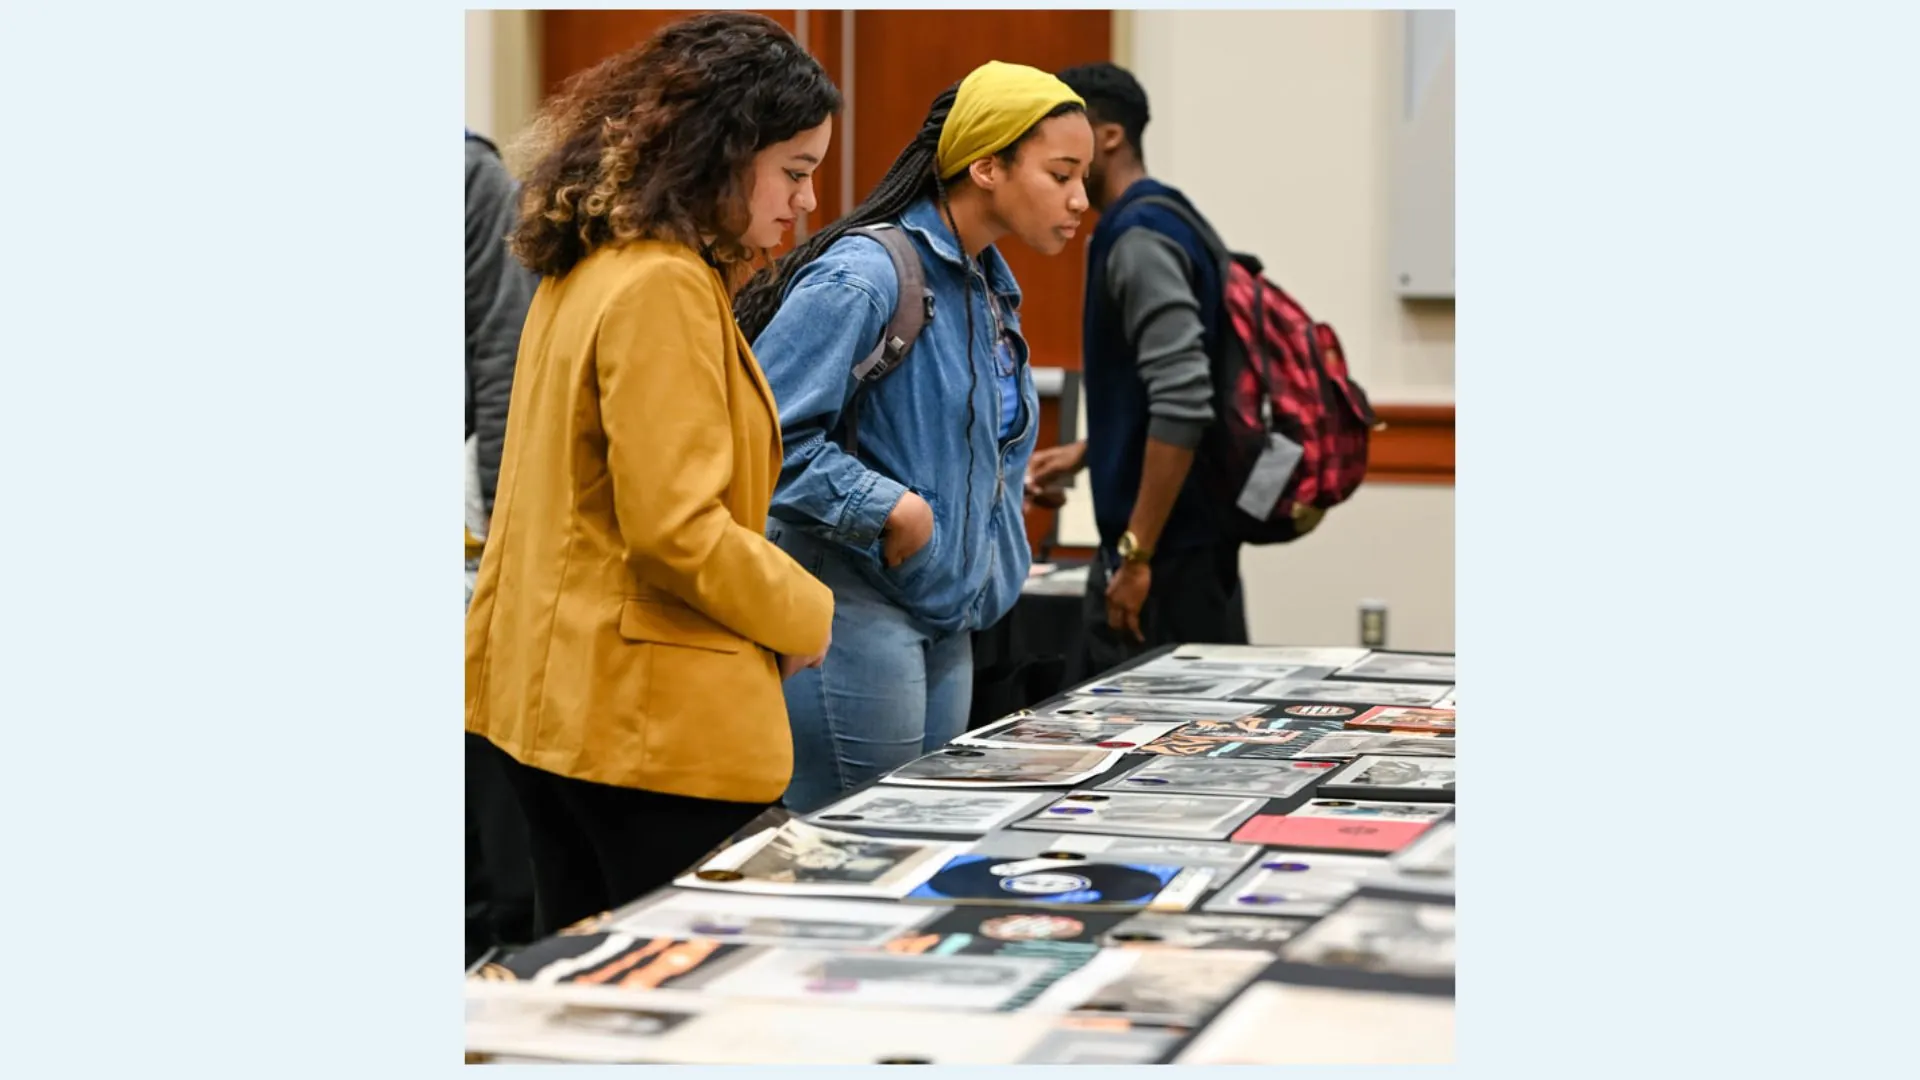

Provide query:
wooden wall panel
left=850, top=10, right=1112, bottom=372
left=1367, top=404, right=1455, bottom=484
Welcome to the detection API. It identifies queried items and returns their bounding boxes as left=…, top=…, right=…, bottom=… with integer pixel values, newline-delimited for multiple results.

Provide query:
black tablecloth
left=968, top=568, right=1091, bottom=730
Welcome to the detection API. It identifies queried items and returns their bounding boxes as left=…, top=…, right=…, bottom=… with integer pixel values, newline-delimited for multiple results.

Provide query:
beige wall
left=465, top=11, right=541, bottom=154
left=1124, top=9, right=1455, bottom=651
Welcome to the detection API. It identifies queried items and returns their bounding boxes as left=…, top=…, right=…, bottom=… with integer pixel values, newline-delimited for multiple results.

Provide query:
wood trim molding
left=1368, top=403, right=1455, bottom=485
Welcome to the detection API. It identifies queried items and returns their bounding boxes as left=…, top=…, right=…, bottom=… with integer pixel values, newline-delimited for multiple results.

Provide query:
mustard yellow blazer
left=466, top=240, right=833, bottom=803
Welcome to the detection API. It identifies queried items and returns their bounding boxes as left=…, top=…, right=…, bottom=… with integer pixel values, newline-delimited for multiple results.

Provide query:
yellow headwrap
left=935, top=61, right=1086, bottom=181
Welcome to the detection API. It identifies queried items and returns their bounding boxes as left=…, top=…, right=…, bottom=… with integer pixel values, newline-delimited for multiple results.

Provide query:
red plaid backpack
left=1136, top=196, right=1378, bottom=544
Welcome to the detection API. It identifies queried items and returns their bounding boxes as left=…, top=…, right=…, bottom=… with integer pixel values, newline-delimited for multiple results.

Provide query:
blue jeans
left=770, top=523, right=974, bottom=813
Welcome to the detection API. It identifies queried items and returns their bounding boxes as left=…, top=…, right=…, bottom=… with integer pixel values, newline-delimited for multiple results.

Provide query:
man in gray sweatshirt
left=1029, top=64, right=1249, bottom=670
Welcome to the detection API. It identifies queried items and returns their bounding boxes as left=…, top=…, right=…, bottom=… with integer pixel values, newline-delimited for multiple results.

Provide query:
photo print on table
left=1097, top=756, right=1338, bottom=799
left=806, top=788, right=1049, bottom=836
left=1334, top=651, right=1456, bottom=684
left=954, top=714, right=1183, bottom=752
left=1012, top=790, right=1267, bottom=841
left=1239, top=679, right=1454, bottom=707
left=674, top=819, right=965, bottom=899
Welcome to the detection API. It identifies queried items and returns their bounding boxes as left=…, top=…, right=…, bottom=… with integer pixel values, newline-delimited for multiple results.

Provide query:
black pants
left=466, top=732, right=535, bottom=965
left=482, top=739, right=771, bottom=939
left=1081, top=540, right=1250, bottom=675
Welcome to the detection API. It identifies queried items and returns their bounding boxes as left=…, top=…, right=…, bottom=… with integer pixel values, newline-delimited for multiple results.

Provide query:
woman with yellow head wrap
left=736, top=62, right=1094, bottom=813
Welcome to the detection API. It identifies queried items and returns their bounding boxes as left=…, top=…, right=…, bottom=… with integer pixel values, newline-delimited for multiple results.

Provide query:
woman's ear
left=967, top=155, right=1001, bottom=192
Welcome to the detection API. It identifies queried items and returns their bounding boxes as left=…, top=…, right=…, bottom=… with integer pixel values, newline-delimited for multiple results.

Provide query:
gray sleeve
left=465, top=144, right=538, bottom=511
left=1105, top=226, right=1215, bottom=449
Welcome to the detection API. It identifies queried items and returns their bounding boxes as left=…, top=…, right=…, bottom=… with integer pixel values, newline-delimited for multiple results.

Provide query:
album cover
left=1013, top=790, right=1267, bottom=840
left=806, top=788, right=1051, bottom=836
left=646, top=999, right=1063, bottom=1065
left=1030, top=948, right=1275, bottom=1027
left=1229, top=813, right=1432, bottom=854
left=1130, top=656, right=1328, bottom=682
left=1320, top=755, right=1457, bottom=802
left=1277, top=894, right=1456, bottom=985
left=1239, top=679, right=1454, bottom=707
left=603, top=889, right=944, bottom=949
left=1289, top=798, right=1455, bottom=823
left=1167, top=644, right=1373, bottom=668
left=882, top=905, right=1119, bottom=1013
left=480, top=932, right=765, bottom=990
left=880, top=744, right=1125, bottom=788
left=1346, top=706, right=1456, bottom=734
left=905, top=851, right=1194, bottom=910
left=1170, top=982, right=1454, bottom=1064
left=1335, top=650, right=1456, bottom=684
left=1361, top=818, right=1457, bottom=899
left=1017, top=1026, right=1182, bottom=1065
left=1294, top=731, right=1455, bottom=759
left=700, top=946, right=1060, bottom=1013
left=954, top=714, right=1184, bottom=752
left=1074, top=671, right=1265, bottom=699
left=673, top=820, right=966, bottom=899
left=1099, top=911, right=1314, bottom=951
left=1201, top=852, right=1384, bottom=918
left=1037, top=695, right=1269, bottom=724
left=465, top=982, right=718, bottom=1063
left=1136, top=714, right=1319, bottom=755
left=965, top=831, right=1263, bottom=879
left=1097, top=756, right=1339, bottom=800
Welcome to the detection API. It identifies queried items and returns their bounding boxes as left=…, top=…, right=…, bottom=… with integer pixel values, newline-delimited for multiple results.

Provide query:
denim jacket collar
left=898, top=197, right=1023, bottom=307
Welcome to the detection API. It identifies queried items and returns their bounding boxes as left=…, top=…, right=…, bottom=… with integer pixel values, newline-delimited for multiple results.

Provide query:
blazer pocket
left=618, top=598, right=744, bottom=654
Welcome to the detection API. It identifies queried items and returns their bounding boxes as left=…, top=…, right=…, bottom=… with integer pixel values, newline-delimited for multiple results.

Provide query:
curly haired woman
left=465, top=12, right=841, bottom=935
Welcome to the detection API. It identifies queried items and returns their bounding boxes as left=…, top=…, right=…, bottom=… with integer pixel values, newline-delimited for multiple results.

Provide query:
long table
left=465, top=642, right=1456, bottom=1065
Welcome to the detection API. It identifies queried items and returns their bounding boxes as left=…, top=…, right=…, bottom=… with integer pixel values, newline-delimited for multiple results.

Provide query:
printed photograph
left=1335, top=651, right=1457, bottom=683
left=1098, top=756, right=1335, bottom=799
left=1280, top=895, right=1456, bottom=979
left=1014, top=790, right=1265, bottom=840
left=1325, top=755, right=1457, bottom=793
left=808, top=788, right=1047, bottom=835
left=1241, top=679, right=1454, bottom=707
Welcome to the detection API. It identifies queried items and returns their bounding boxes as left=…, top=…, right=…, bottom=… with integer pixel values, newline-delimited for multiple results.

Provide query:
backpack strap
left=840, top=223, right=935, bottom=455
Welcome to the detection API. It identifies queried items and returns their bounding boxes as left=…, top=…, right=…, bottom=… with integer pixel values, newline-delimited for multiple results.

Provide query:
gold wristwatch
left=1116, top=530, right=1154, bottom=565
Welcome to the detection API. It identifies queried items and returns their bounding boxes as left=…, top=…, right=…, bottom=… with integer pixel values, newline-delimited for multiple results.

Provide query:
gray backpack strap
left=841, top=223, right=935, bottom=454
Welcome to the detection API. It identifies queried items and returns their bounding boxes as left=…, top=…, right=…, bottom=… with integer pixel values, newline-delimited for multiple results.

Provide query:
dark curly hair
left=732, top=84, right=1083, bottom=340
left=1057, top=62, right=1149, bottom=157
left=508, top=12, right=841, bottom=278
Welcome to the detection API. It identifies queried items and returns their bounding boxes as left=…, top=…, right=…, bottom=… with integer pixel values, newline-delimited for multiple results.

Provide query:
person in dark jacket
left=464, top=129, right=537, bottom=967
left=1025, top=63, right=1250, bottom=672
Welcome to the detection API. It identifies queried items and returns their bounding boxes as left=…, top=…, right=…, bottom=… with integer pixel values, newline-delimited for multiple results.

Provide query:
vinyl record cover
left=673, top=820, right=965, bottom=899
left=1013, top=790, right=1267, bottom=841
left=604, top=889, right=945, bottom=949
left=1029, top=948, right=1275, bottom=1027
left=698, top=947, right=1060, bottom=1013
left=1037, top=695, right=1269, bottom=725
left=1346, top=706, right=1456, bottom=734
left=1167, top=644, right=1373, bottom=668
left=1239, top=679, right=1453, bottom=707
left=806, top=788, right=1050, bottom=836
left=1072, top=671, right=1265, bottom=700
left=1099, top=911, right=1314, bottom=951
left=465, top=982, right=720, bottom=1063
left=1202, top=852, right=1384, bottom=918
left=1171, top=982, right=1454, bottom=1064
left=1278, top=894, right=1456, bottom=981
left=880, top=744, right=1125, bottom=788
left=1321, top=755, right=1457, bottom=802
left=907, top=852, right=1187, bottom=909
left=1294, top=731, right=1456, bottom=759
left=482, top=933, right=763, bottom=991
left=1230, top=813, right=1431, bottom=854
left=882, top=906, right=1120, bottom=1013
left=954, top=715, right=1184, bottom=751
left=1288, top=799, right=1455, bottom=823
left=1098, top=756, right=1339, bottom=799
left=1334, top=650, right=1457, bottom=683
left=964, top=831, right=1263, bottom=879
left=1135, top=714, right=1325, bottom=757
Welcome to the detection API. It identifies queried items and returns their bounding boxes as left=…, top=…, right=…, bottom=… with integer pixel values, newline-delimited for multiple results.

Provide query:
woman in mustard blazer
left=465, top=13, right=840, bottom=937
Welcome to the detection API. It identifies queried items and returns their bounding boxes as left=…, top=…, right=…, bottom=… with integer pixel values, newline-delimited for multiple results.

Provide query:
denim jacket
left=753, top=197, right=1039, bottom=635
